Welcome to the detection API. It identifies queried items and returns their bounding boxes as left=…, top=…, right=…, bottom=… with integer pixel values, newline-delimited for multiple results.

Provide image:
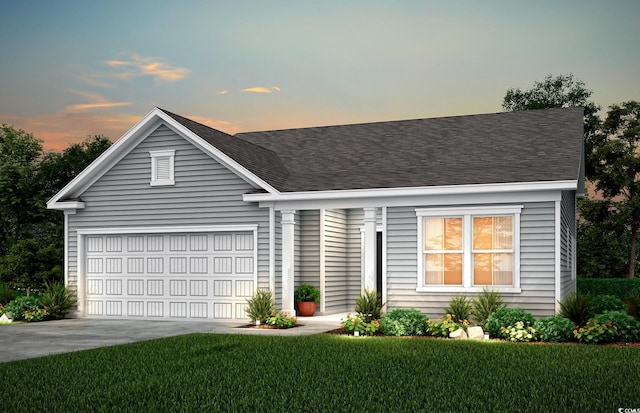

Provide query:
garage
left=81, top=231, right=255, bottom=320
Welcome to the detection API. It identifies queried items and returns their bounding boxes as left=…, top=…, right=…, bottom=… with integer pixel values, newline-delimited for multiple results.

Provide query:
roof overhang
left=243, top=180, right=579, bottom=210
left=47, top=108, right=280, bottom=211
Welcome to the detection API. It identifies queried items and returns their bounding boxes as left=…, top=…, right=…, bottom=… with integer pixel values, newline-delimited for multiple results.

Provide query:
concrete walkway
left=0, top=314, right=345, bottom=363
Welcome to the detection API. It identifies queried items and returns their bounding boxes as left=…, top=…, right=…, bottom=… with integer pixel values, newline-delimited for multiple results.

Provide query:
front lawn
left=1, top=334, right=639, bottom=412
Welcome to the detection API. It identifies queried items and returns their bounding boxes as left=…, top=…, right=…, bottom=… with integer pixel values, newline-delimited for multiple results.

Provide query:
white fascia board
left=77, top=224, right=258, bottom=235
left=47, top=201, right=86, bottom=211
left=249, top=187, right=567, bottom=211
left=243, top=180, right=578, bottom=205
left=47, top=107, right=280, bottom=210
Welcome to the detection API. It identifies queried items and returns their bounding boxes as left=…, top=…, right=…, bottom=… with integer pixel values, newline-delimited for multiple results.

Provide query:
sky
left=1, top=0, right=639, bottom=151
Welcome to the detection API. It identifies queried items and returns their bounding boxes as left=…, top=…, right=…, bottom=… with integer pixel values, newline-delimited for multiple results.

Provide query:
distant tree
left=590, top=101, right=640, bottom=278
left=502, top=73, right=601, bottom=177
left=0, top=124, right=44, bottom=254
left=0, top=239, right=62, bottom=295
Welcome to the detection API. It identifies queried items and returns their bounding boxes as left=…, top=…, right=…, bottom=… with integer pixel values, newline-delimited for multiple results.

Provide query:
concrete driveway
left=0, top=316, right=341, bottom=363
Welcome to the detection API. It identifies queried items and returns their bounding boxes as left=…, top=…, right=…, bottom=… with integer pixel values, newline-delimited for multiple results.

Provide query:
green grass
left=1, top=334, right=639, bottom=412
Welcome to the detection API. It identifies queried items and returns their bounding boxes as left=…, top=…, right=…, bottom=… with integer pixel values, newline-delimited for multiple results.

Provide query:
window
left=149, top=150, right=175, bottom=186
left=416, top=206, right=522, bottom=293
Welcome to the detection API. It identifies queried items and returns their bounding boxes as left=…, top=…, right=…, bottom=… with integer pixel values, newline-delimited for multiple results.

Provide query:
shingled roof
left=234, top=107, right=584, bottom=193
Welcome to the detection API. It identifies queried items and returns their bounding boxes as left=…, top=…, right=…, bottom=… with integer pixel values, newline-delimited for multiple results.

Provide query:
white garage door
left=83, top=232, right=254, bottom=320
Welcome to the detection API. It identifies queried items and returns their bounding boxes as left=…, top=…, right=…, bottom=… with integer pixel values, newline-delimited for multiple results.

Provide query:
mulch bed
left=237, top=324, right=303, bottom=330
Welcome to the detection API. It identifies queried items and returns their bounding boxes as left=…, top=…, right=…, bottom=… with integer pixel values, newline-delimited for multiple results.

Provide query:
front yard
left=1, top=333, right=639, bottom=412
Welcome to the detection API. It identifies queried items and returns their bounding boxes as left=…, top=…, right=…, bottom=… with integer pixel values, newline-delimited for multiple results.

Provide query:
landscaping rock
left=467, top=326, right=484, bottom=340
left=0, top=313, right=14, bottom=323
left=449, top=328, right=467, bottom=339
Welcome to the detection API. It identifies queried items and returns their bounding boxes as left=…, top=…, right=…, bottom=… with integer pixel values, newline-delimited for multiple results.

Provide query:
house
left=47, top=107, right=584, bottom=320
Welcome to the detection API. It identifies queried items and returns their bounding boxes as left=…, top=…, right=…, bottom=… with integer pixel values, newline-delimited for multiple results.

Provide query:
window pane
left=494, top=216, right=513, bottom=249
left=444, top=218, right=462, bottom=250
left=473, top=217, right=493, bottom=250
left=494, top=253, right=513, bottom=285
left=443, top=253, right=462, bottom=285
left=425, top=254, right=443, bottom=284
left=425, top=217, right=462, bottom=250
left=424, top=218, right=443, bottom=250
left=473, top=253, right=493, bottom=285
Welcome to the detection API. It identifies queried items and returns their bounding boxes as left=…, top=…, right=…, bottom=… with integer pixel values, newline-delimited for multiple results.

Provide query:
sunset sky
left=1, top=1, right=639, bottom=151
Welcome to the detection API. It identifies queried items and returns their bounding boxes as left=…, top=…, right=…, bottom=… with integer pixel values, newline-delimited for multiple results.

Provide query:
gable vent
left=149, top=150, right=175, bottom=186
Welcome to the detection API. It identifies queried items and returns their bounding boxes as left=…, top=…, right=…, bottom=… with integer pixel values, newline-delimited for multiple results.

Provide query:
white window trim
left=415, top=205, right=523, bottom=293
left=149, top=150, right=175, bottom=186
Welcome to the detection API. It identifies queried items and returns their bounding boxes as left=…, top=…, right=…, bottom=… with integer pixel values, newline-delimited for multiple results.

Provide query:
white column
left=363, top=207, right=377, bottom=292
left=281, top=210, right=296, bottom=316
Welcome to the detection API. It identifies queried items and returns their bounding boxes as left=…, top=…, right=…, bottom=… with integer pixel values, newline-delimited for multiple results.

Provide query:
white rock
left=449, top=328, right=467, bottom=339
left=0, top=313, right=14, bottom=323
left=467, top=326, right=485, bottom=340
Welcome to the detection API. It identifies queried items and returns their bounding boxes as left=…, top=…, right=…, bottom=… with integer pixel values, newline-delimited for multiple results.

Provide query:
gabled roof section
left=158, top=109, right=288, bottom=189
left=237, top=107, right=584, bottom=192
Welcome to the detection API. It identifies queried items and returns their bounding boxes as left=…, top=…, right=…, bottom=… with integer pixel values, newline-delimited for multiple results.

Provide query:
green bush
left=559, top=292, right=593, bottom=326
left=577, top=278, right=640, bottom=300
left=4, top=296, right=42, bottom=321
left=534, top=316, right=575, bottom=342
left=340, top=313, right=380, bottom=336
left=266, top=311, right=297, bottom=329
left=355, top=289, right=385, bottom=323
left=444, top=295, right=472, bottom=323
left=39, top=281, right=77, bottom=320
left=591, top=295, right=626, bottom=315
left=485, top=308, right=535, bottom=339
left=0, top=282, right=16, bottom=305
left=294, top=284, right=320, bottom=303
left=426, top=314, right=469, bottom=337
left=23, top=307, right=48, bottom=322
left=471, top=288, right=506, bottom=327
left=626, top=293, right=640, bottom=321
left=245, top=289, right=275, bottom=324
left=596, top=311, right=640, bottom=342
left=380, top=308, right=428, bottom=336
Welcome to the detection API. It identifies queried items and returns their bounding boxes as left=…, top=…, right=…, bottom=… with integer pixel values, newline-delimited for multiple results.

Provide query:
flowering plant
left=501, top=321, right=536, bottom=342
left=340, top=313, right=380, bottom=336
left=573, top=318, right=617, bottom=344
left=426, top=314, right=469, bottom=337
left=266, top=311, right=297, bottom=329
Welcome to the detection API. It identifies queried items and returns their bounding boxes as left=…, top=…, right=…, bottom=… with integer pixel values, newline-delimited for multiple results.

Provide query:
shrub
left=626, top=293, right=640, bottom=321
left=266, top=311, right=297, bottom=329
left=380, top=309, right=428, bottom=336
left=444, top=295, right=472, bottom=323
left=340, top=313, right=380, bottom=336
left=39, top=281, right=77, bottom=320
left=294, top=284, right=320, bottom=303
left=471, top=288, right=506, bottom=327
left=4, top=296, right=42, bottom=321
left=0, top=282, right=16, bottom=305
left=577, top=278, right=640, bottom=300
left=596, top=311, right=640, bottom=342
left=502, top=321, right=536, bottom=342
left=23, top=307, right=48, bottom=322
left=534, top=316, right=575, bottom=342
left=426, top=314, right=469, bottom=337
left=355, top=289, right=385, bottom=323
left=485, top=308, right=535, bottom=339
left=245, top=289, right=275, bottom=324
left=574, top=318, right=617, bottom=344
left=591, top=295, right=626, bottom=315
left=559, top=292, right=593, bottom=326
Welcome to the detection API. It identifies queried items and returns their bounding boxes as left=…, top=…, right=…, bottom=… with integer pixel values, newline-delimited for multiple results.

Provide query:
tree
left=502, top=74, right=601, bottom=177
left=0, top=239, right=62, bottom=295
left=0, top=124, right=45, bottom=254
left=590, top=101, right=640, bottom=278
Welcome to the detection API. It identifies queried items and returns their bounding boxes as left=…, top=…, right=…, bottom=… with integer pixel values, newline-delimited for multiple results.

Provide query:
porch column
left=363, top=207, right=377, bottom=292
left=281, top=210, right=296, bottom=316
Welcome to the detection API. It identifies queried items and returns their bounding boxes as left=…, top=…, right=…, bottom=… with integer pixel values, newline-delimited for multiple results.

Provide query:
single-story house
left=48, top=107, right=584, bottom=320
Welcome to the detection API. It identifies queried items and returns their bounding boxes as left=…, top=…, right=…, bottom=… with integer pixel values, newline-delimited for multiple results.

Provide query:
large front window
left=416, top=206, right=522, bottom=292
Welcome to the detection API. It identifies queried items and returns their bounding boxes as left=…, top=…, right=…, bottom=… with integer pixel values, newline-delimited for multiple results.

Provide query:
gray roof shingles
left=163, top=107, right=584, bottom=193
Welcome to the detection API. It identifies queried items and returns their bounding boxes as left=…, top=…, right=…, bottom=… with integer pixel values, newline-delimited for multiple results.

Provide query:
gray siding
left=298, top=210, right=320, bottom=287
left=67, top=124, right=270, bottom=294
left=324, top=209, right=349, bottom=312
left=346, top=208, right=363, bottom=306
left=386, top=202, right=558, bottom=319
left=560, top=191, right=577, bottom=298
